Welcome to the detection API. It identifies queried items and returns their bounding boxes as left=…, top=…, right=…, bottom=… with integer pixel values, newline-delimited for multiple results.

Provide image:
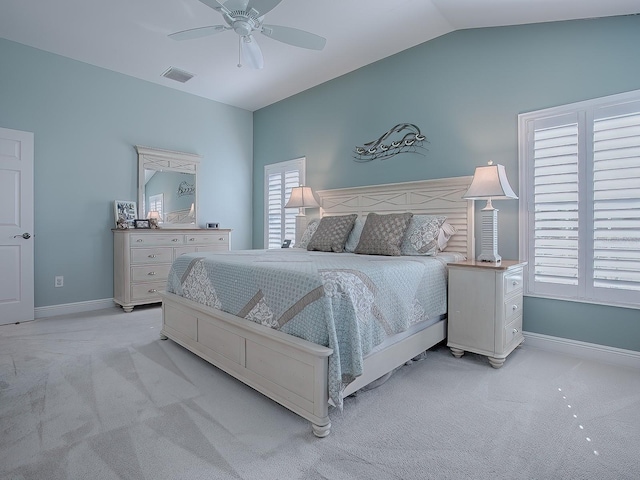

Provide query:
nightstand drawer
left=131, top=247, right=173, bottom=264
left=504, top=315, right=523, bottom=348
left=504, top=296, right=523, bottom=323
left=131, top=264, right=171, bottom=282
left=131, top=282, right=165, bottom=301
left=504, top=269, right=523, bottom=296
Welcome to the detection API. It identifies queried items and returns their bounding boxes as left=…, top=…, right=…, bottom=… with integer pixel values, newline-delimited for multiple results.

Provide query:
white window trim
left=518, top=89, right=640, bottom=310
left=264, top=157, right=306, bottom=249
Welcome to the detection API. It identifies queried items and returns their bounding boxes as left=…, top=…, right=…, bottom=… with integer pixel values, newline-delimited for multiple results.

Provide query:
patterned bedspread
left=166, top=249, right=465, bottom=407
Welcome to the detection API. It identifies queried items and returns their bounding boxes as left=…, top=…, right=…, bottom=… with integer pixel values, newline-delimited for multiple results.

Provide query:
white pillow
left=437, top=222, right=457, bottom=251
left=344, top=216, right=366, bottom=252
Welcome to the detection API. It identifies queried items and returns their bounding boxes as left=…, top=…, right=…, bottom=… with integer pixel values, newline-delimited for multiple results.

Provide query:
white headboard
left=316, top=176, right=475, bottom=259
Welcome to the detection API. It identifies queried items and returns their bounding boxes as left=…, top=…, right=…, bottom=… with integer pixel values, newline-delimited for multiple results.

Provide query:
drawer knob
left=148, top=272, right=156, bottom=276
left=219, top=237, right=224, bottom=241
left=512, top=304, right=518, bottom=311
left=149, top=288, right=158, bottom=293
left=513, top=328, right=519, bottom=334
left=136, top=239, right=143, bottom=242
left=148, top=254, right=157, bottom=258
left=512, top=280, right=518, bottom=286
left=173, top=238, right=179, bottom=242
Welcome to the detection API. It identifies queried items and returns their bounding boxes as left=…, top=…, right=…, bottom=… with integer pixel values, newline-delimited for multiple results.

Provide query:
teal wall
left=253, top=16, right=640, bottom=351
left=0, top=39, right=253, bottom=309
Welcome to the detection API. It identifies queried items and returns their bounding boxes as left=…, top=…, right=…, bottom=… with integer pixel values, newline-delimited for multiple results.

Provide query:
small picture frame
left=134, top=219, right=151, bottom=229
left=114, top=200, right=137, bottom=228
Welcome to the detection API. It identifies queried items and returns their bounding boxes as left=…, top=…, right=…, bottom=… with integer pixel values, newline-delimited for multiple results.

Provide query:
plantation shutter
left=590, top=102, right=640, bottom=301
left=531, top=115, right=580, bottom=297
left=264, top=158, right=304, bottom=249
left=520, top=90, right=640, bottom=308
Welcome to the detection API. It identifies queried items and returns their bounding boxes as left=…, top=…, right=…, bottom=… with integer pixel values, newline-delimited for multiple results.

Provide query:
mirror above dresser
left=136, top=145, right=201, bottom=228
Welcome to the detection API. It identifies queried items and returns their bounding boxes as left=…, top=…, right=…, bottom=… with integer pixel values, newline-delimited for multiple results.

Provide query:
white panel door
left=0, top=127, right=34, bottom=324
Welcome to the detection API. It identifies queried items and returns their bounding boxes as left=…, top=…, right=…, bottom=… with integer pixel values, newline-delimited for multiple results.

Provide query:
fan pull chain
left=237, top=36, right=242, bottom=68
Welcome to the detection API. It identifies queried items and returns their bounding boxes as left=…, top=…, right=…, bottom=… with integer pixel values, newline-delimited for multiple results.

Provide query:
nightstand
left=447, top=260, right=527, bottom=368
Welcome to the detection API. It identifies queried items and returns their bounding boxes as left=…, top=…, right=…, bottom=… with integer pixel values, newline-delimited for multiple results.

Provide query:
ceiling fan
left=169, top=0, right=326, bottom=69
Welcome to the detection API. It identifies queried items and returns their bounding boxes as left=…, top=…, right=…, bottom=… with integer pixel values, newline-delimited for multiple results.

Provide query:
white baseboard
left=523, top=331, right=640, bottom=370
left=28, top=305, right=640, bottom=370
left=35, top=298, right=117, bottom=319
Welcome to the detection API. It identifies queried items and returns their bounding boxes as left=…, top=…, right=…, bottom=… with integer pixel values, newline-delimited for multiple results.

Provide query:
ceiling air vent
left=161, top=67, right=195, bottom=83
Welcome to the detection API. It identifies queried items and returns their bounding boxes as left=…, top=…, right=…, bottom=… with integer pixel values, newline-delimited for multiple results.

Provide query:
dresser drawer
left=131, top=247, right=173, bottom=264
left=503, top=295, right=523, bottom=323
left=131, top=233, right=183, bottom=246
left=185, top=233, right=229, bottom=246
left=194, top=245, right=229, bottom=253
left=131, top=281, right=166, bottom=302
left=174, top=246, right=198, bottom=258
left=504, top=269, right=524, bottom=296
left=131, top=264, right=172, bottom=283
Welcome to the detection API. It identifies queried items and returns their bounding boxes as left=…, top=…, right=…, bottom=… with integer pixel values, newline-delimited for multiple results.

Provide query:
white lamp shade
left=147, top=211, right=161, bottom=220
left=463, top=162, right=518, bottom=200
left=285, top=186, right=320, bottom=209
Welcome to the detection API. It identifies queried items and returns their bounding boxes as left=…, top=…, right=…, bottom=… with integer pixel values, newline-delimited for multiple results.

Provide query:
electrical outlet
left=55, top=276, right=64, bottom=288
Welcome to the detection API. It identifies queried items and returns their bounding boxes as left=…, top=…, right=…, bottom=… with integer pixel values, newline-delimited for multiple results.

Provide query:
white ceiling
left=2, top=0, right=639, bottom=111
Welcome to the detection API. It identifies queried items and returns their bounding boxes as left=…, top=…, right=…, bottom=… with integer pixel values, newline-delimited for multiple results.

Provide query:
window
left=519, top=90, right=640, bottom=308
left=264, top=158, right=305, bottom=249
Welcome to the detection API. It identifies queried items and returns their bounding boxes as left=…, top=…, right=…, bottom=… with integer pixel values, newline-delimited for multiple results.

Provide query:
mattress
left=166, top=249, right=464, bottom=406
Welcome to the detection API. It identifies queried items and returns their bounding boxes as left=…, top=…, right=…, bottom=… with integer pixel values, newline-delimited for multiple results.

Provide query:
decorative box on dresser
left=447, top=260, right=527, bottom=368
left=113, top=228, right=231, bottom=312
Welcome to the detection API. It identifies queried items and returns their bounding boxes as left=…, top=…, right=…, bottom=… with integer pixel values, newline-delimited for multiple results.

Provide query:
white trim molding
left=35, top=298, right=118, bottom=319
left=523, top=331, right=640, bottom=370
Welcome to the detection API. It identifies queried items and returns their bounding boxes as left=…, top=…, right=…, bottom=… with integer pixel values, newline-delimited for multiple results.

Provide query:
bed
left=159, top=176, right=475, bottom=437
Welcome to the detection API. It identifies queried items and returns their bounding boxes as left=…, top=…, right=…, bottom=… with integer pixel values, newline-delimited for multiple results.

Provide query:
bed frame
left=159, top=176, right=474, bottom=437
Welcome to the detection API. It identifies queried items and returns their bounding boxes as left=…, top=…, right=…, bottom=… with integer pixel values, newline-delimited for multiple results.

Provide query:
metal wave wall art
left=354, top=123, right=428, bottom=163
left=177, top=181, right=195, bottom=197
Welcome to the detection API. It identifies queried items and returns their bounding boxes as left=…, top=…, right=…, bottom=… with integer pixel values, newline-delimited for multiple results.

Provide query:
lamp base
left=294, top=213, right=308, bottom=246
left=477, top=252, right=502, bottom=263
left=477, top=206, right=501, bottom=263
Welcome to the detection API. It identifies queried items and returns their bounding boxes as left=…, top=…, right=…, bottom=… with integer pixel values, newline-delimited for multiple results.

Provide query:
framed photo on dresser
left=134, top=219, right=151, bottom=229
left=114, top=200, right=137, bottom=228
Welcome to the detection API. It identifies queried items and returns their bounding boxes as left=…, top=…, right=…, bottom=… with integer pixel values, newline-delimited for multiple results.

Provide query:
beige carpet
left=1, top=305, right=638, bottom=479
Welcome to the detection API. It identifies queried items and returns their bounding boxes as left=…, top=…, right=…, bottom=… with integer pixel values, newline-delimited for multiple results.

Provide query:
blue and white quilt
left=166, top=249, right=465, bottom=407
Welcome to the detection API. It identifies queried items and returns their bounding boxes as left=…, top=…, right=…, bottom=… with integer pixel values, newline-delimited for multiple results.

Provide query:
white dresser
left=447, top=260, right=527, bottom=368
left=113, top=228, right=231, bottom=312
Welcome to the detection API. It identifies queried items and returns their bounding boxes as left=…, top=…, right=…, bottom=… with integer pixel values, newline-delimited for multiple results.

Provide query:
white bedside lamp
left=285, top=186, right=320, bottom=245
left=463, top=161, right=518, bottom=263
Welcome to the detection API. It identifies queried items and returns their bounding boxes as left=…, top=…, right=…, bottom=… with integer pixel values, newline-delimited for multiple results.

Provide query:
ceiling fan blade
left=222, top=0, right=249, bottom=10
left=169, top=25, right=227, bottom=41
left=241, top=36, right=264, bottom=69
left=261, top=25, right=326, bottom=50
left=198, top=0, right=232, bottom=15
left=246, top=0, right=283, bottom=16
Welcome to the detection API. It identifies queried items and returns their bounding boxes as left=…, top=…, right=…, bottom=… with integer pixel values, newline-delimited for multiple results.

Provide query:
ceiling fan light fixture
left=233, top=21, right=253, bottom=36
left=169, top=0, right=326, bottom=68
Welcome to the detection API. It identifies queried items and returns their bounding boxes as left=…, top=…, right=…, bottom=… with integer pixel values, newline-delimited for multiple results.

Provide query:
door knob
left=14, top=233, right=31, bottom=239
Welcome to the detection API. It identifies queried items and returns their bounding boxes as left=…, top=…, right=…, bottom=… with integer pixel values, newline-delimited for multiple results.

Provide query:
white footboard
left=158, top=291, right=333, bottom=437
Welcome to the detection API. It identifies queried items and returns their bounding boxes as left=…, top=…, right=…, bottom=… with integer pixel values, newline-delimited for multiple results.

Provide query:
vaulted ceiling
left=2, top=0, right=638, bottom=111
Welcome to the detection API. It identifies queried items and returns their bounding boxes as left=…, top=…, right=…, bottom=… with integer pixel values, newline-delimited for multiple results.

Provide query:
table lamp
left=463, top=161, right=518, bottom=263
